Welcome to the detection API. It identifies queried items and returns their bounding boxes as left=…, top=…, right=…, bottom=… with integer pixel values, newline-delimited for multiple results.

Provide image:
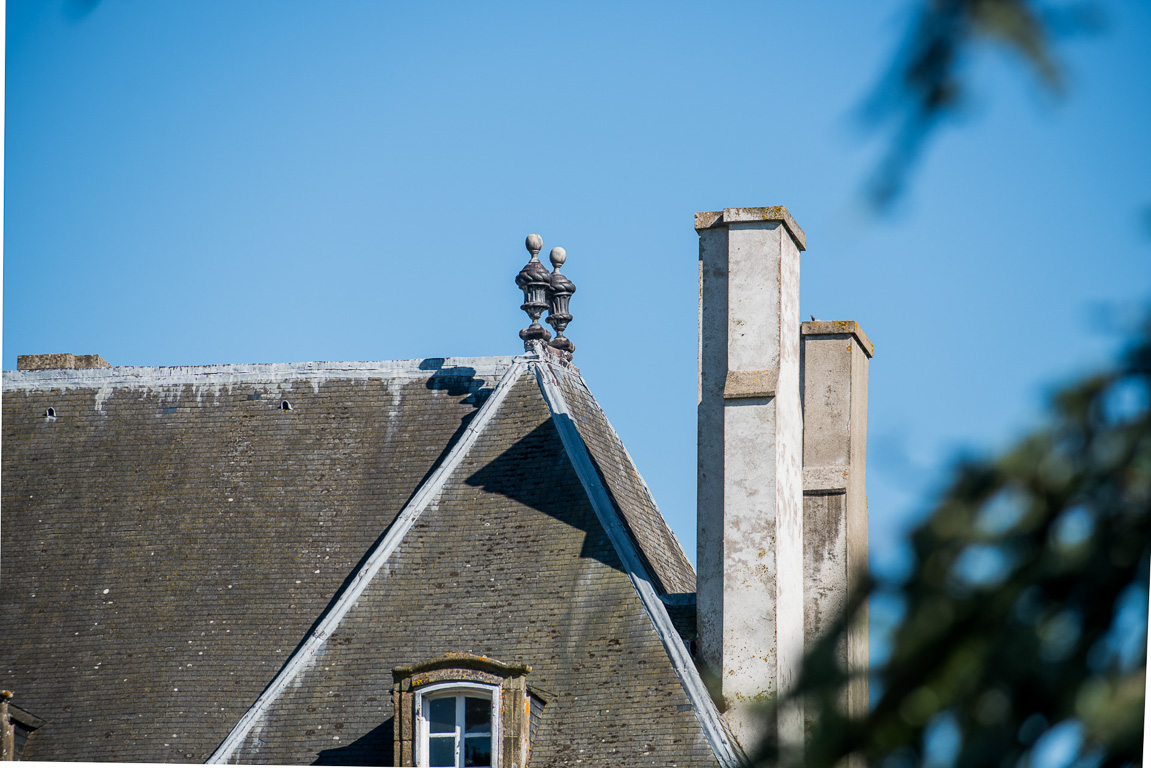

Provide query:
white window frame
left=414, top=681, right=501, bottom=768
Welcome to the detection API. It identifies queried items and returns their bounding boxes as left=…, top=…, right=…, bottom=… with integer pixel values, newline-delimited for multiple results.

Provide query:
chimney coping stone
left=17, top=353, right=111, bottom=371
left=694, top=206, right=807, bottom=251
left=801, top=320, right=874, bottom=358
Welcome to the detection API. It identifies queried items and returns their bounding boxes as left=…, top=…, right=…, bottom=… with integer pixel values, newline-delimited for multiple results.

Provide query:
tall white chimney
left=696, top=207, right=806, bottom=751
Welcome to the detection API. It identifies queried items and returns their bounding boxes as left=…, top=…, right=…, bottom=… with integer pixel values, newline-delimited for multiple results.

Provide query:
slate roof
left=1, top=350, right=736, bottom=766
left=548, top=365, right=696, bottom=596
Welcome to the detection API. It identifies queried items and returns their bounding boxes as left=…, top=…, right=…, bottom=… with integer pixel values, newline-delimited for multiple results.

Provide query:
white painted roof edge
left=2, top=355, right=520, bottom=391
left=206, top=356, right=534, bottom=765
left=532, top=360, right=745, bottom=768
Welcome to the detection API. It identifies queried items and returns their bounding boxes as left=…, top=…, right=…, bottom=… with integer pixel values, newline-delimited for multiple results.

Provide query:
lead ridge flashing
left=2, top=356, right=519, bottom=391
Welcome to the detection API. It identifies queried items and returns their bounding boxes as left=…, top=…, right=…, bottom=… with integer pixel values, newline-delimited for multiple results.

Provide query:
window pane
left=464, top=697, right=491, bottom=734
left=463, top=735, right=491, bottom=767
left=428, top=735, right=456, bottom=767
left=428, top=698, right=456, bottom=734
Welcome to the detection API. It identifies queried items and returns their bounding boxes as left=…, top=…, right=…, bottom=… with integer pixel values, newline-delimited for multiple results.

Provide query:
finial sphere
left=526, top=234, right=543, bottom=255
left=550, top=246, right=567, bottom=269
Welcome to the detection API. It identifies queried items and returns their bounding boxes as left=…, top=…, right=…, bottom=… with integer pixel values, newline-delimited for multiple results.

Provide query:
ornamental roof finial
left=546, top=247, right=576, bottom=361
left=516, top=234, right=552, bottom=350
left=516, top=235, right=577, bottom=359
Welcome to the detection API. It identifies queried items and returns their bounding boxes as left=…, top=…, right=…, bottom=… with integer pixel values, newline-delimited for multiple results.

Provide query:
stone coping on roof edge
left=694, top=206, right=807, bottom=251
left=801, top=320, right=875, bottom=357
left=1, top=355, right=520, bottom=390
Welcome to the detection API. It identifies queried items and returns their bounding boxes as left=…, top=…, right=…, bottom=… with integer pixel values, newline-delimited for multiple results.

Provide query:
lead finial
left=549, top=246, right=566, bottom=270
left=516, top=234, right=552, bottom=350
left=546, top=246, right=576, bottom=360
left=526, top=233, right=543, bottom=259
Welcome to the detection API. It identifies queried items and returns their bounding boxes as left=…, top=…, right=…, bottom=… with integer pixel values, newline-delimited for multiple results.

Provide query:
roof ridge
left=532, top=360, right=743, bottom=768
left=3, top=356, right=518, bottom=389
left=207, top=358, right=532, bottom=764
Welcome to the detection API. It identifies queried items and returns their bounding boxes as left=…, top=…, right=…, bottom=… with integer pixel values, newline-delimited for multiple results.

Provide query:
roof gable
left=2, top=351, right=737, bottom=767
left=222, top=366, right=723, bottom=766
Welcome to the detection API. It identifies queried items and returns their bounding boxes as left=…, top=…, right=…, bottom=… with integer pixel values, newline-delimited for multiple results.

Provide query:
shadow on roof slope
left=464, top=418, right=626, bottom=575
left=313, top=719, right=394, bottom=766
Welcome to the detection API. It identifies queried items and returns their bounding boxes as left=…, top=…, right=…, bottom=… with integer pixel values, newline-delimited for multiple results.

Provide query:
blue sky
left=5, top=0, right=1151, bottom=584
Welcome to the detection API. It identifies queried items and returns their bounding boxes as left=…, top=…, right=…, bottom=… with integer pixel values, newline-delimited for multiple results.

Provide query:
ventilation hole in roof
left=45, top=407, right=56, bottom=419
left=280, top=401, right=293, bottom=411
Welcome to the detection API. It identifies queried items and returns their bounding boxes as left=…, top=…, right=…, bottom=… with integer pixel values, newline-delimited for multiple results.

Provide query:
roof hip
left=532, top=358, right=744, bottom=768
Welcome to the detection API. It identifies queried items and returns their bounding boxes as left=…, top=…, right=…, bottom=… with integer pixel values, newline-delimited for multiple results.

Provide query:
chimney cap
left=801, top=320, right=874, bottom=358
left=694, top=206, right=806, bottom=251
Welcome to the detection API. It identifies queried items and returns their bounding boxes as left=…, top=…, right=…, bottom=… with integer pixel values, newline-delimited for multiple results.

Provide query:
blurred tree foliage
left=760, top=323, right=1150, bottom=767
left=865, top=0, right=1099, bottom=206
left=752, top=3, right=1146, bottom=765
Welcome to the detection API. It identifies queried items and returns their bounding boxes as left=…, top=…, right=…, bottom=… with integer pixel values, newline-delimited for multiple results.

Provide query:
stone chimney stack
left=17, top=353, right=110, bottom=371
left=696, top=207, right=806, bottom=751
left=801, top=321, right=872, bottom=721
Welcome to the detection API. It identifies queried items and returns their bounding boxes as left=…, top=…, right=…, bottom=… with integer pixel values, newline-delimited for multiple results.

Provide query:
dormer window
left=393, top=653, right=546, bottom=768
left=417, top=682, right=498, bottom=767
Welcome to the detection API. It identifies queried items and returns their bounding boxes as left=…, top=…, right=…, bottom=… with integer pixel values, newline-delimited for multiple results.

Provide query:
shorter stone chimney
left=17, top=354, right=110, bottom=371
left=801, top=320, right=872, bottom=721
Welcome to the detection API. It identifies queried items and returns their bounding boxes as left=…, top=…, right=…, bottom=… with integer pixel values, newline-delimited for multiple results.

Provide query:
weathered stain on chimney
left=696, top=206, right=806, bottom=753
